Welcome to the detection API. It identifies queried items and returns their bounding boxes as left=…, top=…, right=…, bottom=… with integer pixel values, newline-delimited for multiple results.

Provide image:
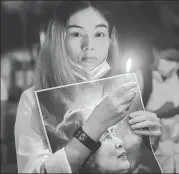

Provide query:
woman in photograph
left=80, top=127, right=131, bottom=173
left=49, top=114, right=130, bottom=174
left=14, top=1, right=161, bottom=173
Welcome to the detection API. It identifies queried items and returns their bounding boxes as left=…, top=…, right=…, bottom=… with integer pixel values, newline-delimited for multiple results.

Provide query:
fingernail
left=129, top=113, right=133, bottom=118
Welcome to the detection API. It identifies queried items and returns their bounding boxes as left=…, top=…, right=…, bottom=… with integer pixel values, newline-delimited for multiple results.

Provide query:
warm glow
left=126, top=58, right=132, bottom=73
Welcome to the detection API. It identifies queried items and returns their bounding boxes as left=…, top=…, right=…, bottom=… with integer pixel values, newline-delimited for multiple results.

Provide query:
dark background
left=1, top=1, right=179, bottom=173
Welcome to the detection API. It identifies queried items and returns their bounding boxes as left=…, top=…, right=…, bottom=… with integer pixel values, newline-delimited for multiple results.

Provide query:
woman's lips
left=81, top=56, right=97, bottom=62
left=117, top=151, right=127, bottom=159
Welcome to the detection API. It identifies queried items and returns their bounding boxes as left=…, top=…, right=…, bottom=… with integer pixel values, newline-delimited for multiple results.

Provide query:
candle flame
left=126, top=58, right=132, bottom=73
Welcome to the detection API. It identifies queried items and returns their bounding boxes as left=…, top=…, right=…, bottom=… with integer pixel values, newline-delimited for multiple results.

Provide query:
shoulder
left=17, top=86, right=37, bottom=116
left=19, top=86, right=36, bottom=105
left=15, top=86, right=45, bottom=137
left=22, top=86, right=35, bottom=99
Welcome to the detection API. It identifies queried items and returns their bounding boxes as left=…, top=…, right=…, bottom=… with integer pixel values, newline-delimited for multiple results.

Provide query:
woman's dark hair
left=52, top=1, right=114, bottom=36
left=34, top=1, right=115, bottom=90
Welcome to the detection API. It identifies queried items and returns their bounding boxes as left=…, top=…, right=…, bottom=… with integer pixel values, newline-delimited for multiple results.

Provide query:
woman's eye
left=94, top=32, right=105, bottom=37
left=71, top=32, right=83, bottom=37
left=111, top=130, right=116, bottom=136
left=105, top=134, right=110, bottom=139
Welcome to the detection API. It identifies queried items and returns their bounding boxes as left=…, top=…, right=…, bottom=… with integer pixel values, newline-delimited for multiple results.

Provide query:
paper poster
left=35, top=73, right=162, bottom=173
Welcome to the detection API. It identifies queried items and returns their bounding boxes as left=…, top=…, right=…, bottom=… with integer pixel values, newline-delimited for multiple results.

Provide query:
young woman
left=14, top=1, right=161, bottom=173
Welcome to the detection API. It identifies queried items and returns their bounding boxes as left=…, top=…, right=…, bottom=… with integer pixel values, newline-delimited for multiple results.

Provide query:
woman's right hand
left=83, top=82, right=137, bottom=141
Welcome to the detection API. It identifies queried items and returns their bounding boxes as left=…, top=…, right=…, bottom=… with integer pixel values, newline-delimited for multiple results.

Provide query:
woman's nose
left=81, top=35, right=94, bottom=51
left=114, top=137, right=124, bottom=149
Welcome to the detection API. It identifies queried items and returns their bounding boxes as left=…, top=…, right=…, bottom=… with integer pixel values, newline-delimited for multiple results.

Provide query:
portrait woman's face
left=95, top=129, right=130, bottom=173
left=65, top=7, right=111, bottom=71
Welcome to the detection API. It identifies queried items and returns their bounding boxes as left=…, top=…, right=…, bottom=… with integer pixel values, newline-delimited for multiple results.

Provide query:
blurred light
left=40, top=31, right=46, bottom=46
left=126, top=58, right=132, bottom=73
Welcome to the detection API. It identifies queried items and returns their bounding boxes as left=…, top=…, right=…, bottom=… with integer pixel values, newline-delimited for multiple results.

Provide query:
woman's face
left=95, top=129, right=130, bottom=173
left=65, top=7, right=111, bottom=71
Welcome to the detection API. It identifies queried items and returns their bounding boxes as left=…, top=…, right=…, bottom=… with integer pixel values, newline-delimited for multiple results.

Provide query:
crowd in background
left=1, top=1, right=179, bottom=173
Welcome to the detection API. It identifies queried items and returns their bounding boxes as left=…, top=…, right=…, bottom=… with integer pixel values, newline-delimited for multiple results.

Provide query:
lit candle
left=125, top=58, right=135, bottom=83
left=125, top=58, right=145, bottom=111
left=125, top=58, right=138, bottom=92
left=126, top=58, right=132, bottom=73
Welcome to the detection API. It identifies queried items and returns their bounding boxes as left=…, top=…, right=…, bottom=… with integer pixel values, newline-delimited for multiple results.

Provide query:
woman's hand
left=128, top=111, right=161, bottom=151
left=128, top=111, right=161, bottom=137
left=83, top=82, right=137, bottom=141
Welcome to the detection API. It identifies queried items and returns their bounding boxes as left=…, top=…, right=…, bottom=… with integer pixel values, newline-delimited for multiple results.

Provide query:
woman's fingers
left=117, top=102, right=133, bottom=117
left=92, top=82, right=137, bottom=129
left=115, top=91, right=136, bottom=117
left=134, top=129, right=161, bottom=137
left=129, top=110, right=146, bottom=118
left=107, top=81, right=137, bottom=110
left=131, top=119, right=161, bottom=137
left=129, top=115, right=147, bottom=124
left=127, top=111, right=162, bottom=137
left=131, top=120, right=153, bottom=129
left=114, top=82, right=137, bottom=97
left=129, top=111, right=158, bottom=121
left=119, top=91, right=136, bottom=105
left=131, top=120, right=161, bottom=129
left=128, top=113, right=159, bottom=124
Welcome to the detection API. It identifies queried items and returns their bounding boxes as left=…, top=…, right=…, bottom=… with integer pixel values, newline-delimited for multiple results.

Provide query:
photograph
left=1, top=1, right=179, bottom=173
left=35, top=73, right=162, bottom=173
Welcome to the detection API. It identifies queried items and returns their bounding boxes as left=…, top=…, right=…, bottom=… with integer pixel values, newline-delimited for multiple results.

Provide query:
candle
left=125, top=58, right=145, bottom=111
left=125, top=58, right=135, bottom=83
left=126, top=58, right=132, bottom=73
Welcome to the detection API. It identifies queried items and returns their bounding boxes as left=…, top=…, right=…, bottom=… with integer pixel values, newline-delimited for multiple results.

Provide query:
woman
left=15, top=1, right=161, bottom=173
left=80, top=127, right=130, bottom=173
